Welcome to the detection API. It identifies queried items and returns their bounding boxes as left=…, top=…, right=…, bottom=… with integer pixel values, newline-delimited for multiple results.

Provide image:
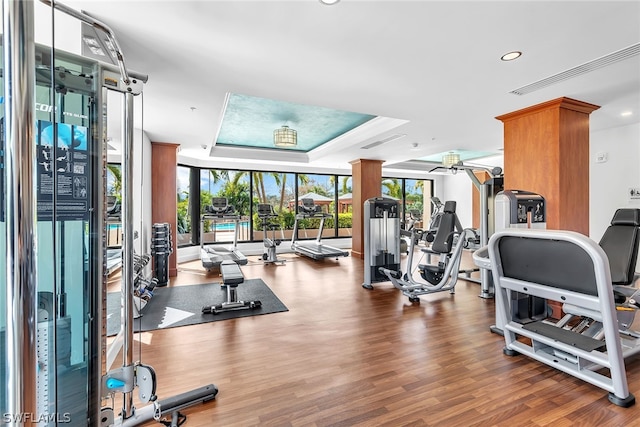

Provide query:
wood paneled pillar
left=350, top=159, right=383, bottom=259
left=496, top=97, right=599, bottom=235
left=151, top=142, right=180, bottom=277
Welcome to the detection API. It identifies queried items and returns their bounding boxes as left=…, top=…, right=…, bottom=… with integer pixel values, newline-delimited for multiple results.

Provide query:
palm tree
left=381, top=178, right=402, bottom=199
left=209, top=169, right=229, bottom=184
left=107, top=164, right=122, bottom=199
left=329, top=176, right=352, bottom=195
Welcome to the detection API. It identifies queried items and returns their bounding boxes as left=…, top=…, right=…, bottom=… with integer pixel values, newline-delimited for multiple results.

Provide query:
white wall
left=34, top=2, right=82, bottom=53
left=442, top=173, right=474, bottom=228
left=438, top=155, right=504, bottom=230
left=107, top=125, right=152, bottom=273
left=589, top=123, right=640, bottom=241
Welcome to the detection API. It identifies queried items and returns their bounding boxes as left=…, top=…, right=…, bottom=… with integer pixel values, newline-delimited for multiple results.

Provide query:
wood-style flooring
left=111, top=249, right=640, bottom=427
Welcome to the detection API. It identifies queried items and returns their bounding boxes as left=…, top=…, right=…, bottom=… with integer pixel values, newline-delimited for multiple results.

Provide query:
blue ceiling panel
left=215, top=93, right=376, bottom=152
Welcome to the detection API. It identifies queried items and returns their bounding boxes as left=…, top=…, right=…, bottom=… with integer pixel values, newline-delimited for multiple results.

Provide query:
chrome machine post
left=465, top=169, right=493, bottom=298
left=121, top=92, right=136, bottom=418
left=3, top=0, right=38, bottom=423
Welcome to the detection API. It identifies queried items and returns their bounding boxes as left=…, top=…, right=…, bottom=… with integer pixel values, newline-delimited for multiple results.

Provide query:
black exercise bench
left=202, top=260, right=261, bottom=314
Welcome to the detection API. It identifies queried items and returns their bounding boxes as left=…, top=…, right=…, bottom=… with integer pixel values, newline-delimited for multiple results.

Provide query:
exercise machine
left=488, top=228, right=639, bottom=407
left=5, top=3, right=219, bottom=426
left=428, top=160, right=503, bottom=298
left=257, top=204, right=286, bottom=265
left=291, top=198, right=349, bottom=260
left=374, top=200, right=476, bottom=302
left=200, top=197, right=248, bottom=270
left=556, top=208, right=640, bottom=336
left=405, top=209, right=425, bottom=245
left=423, top=197, right=444, bottom=243
left=202, top=260, right=262, bottom=314
left=474, top=190, right=548, bottom=334
left=362, top=197, right=401, bottom=290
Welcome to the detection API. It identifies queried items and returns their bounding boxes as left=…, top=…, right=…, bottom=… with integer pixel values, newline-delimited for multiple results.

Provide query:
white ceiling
left=41, top=0, right=640, bottom=175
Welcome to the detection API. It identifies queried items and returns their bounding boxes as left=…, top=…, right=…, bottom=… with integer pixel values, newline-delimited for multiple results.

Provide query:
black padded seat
left=418, top=201, right=458, bottom=285
left=220, top=260, right=244, bottom=286
left=599, top=208, right=640, bottom=285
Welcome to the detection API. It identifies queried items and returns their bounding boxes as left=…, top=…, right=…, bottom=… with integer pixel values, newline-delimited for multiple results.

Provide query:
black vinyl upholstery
left=498, top=236, right=599, bottom=296
left=430, top=201, right=457, bottom=254
left=221, top=260, right=244, bottom=286
left=599, top=208, right=640, bottom=285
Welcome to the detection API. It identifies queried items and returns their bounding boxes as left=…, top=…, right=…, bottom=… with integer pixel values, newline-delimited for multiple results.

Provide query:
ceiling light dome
left=442, top=152, right=461, bottom=168
left=319, top=0, right=340, bottom=4
left=274, top=125, right=297, bottom=148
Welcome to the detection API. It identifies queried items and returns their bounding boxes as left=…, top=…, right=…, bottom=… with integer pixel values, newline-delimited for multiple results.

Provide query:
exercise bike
left=257, top=203, right=286, bottom=265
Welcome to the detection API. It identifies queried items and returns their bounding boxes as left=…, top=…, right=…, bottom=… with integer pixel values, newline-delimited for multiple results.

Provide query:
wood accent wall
left=350, top=159, right=383, bottom=259
left=496, top=97, right=599, bottom=235
left=151, top=142, right=179, bottom=277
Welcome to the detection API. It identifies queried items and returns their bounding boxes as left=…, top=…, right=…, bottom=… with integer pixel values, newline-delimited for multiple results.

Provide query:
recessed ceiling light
left=319, top=0, right=340, bottom=5
left=501, top=51, right=522, bottom=61
left=621, top=111, right=633, bottom=117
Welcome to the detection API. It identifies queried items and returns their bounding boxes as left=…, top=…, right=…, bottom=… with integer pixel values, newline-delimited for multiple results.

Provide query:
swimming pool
left=211, top=221, right=249, bottom=231
left=109, top=221, right=249, bottom=232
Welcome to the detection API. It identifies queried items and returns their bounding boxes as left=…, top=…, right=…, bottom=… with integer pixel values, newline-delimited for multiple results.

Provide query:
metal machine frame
left=257, top=203, right=286, bottom=265
left=200, top=197, right=248, bottom=271
left=488, top=229, right=638, bottom=407
left=290, top=198, right=349, bottom=260
left=428, top=161, right=503, bottom=298
left=2, top=2, right=219, bottom=425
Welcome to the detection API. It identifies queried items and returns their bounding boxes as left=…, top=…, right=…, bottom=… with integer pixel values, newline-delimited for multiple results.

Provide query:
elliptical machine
left=257, top=204, right=286, bottom=265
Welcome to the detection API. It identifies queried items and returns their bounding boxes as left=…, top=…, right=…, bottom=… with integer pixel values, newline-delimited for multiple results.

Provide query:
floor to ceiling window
left=297, top=173, right=336, bottom=239
left=382, top=177, right=434, bottom=230
left=252, top=171, right=295, bottom=240
left=106, top=164, right=122, bottom=248
left=174, top=165, right=431, bottom=246
left=336, top=175, right=353, bottom=236
left=176, top=165, right=192, bottom=246
left=200, top=169, right=251, bottom=244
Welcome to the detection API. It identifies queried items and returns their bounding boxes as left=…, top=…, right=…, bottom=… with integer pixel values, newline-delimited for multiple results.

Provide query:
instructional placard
left=36, top=120, right=90, bottom=221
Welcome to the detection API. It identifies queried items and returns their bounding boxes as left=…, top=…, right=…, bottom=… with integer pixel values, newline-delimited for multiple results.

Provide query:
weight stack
left=151, top=223, right=173, bottom=286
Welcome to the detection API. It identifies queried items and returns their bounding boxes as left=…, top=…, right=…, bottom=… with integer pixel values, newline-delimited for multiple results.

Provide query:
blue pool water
left=212, top=221, right=249, bottom=231
left=109, top=221, right=249, bottom=231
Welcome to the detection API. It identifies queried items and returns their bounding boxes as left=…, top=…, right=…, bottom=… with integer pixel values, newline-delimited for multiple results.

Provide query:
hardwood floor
left=113, top=250, right=640, bottom=427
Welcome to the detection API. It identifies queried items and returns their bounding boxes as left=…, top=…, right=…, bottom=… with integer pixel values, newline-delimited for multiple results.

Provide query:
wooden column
left=350, top=159, right=384, bottom=259
left=496, top=97, right=599, bottom=235
left=152, top=142, right=180, bottom=277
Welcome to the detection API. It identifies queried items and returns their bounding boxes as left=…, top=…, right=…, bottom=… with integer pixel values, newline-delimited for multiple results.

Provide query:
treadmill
left=290, top=198, right=349, bottom=260
left=200, top=197, right=248, bottom=270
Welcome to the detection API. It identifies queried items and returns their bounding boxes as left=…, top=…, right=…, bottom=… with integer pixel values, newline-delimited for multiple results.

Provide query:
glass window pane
left=252, top=172, right=295, bottom=242
left=106, top=164, right=122, bottom=248
left=381, top=177, right=402, bottom=200
left=405, top=179, right=425, bottom=230
left=200, top=169, right=250, bottom=243
left=337, top=176, right=353, bottom=237
left=297, top=173, right=336, bottom=239
left=176, top=165, right=192, bottom=246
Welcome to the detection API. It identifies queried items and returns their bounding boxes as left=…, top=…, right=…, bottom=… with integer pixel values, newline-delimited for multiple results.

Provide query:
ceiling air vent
left=361, top=134, right=406, bottom=149
left=509, top=42, right=640, bottom=96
